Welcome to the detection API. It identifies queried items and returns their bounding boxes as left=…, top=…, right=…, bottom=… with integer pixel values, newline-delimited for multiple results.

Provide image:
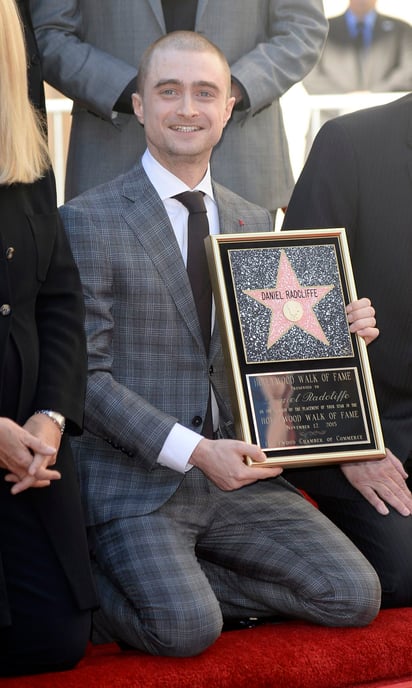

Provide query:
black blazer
left=0, top=1, right=97, bottom=625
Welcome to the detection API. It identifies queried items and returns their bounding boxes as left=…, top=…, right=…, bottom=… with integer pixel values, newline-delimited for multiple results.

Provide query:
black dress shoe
left=222, top=615, right=283, bottom=631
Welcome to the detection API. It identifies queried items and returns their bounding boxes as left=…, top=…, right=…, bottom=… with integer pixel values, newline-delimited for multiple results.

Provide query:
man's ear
left=132, top=93, right=144, bottom=125
left=223, top=96, right=236, bottom=127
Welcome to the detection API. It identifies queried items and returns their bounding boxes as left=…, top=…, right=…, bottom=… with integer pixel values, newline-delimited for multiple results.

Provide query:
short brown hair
left=137, top=31, right=231, bottom=96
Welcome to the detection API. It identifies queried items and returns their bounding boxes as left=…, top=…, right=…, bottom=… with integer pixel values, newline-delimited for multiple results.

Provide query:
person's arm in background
left=229, top=0, right=328, bottom=115
left=29, top=0, right=137, bottom=120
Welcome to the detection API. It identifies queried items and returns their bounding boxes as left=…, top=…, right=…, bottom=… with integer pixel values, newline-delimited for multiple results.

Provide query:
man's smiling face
left=133, top=46, right=235, bottom=176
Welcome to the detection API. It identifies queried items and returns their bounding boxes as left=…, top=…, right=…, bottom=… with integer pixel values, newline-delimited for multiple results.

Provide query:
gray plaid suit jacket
left=61, top=162, right=273, bottom=527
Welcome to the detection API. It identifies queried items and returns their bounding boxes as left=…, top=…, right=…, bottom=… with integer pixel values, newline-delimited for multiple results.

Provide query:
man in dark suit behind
left=61, top=31, right=382, bottom=658
left=283, top=93, right=412, bottom=609
left=304, top=0, right=412, bottom=94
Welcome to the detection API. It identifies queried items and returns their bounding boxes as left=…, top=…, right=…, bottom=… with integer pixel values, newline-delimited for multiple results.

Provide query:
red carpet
left=2, top=608, right=412, bottom=688
left=366, top=683, right=412, bottom=688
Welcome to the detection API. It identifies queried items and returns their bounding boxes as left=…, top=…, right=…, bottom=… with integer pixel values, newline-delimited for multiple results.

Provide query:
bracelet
left=35, top=409, right=66, bottom=435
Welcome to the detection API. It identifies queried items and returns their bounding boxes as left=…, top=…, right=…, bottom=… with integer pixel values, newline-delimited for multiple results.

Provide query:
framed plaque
left=205, top=229, right=385, bottom=467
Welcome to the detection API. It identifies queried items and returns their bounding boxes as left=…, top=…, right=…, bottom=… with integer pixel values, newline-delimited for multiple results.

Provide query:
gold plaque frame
left=205, top=229, right=385, bottom=467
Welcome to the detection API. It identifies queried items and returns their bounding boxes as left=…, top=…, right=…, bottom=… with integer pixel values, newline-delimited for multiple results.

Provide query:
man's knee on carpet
left=97, top=594, right=224, bottom=657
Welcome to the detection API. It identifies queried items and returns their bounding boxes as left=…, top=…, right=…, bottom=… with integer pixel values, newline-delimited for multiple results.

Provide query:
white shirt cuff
left=158, top=423, right=203, bottom=473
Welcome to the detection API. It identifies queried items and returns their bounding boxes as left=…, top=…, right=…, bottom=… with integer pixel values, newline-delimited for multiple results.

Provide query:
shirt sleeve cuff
left=157, top=423, right=203, bottom=473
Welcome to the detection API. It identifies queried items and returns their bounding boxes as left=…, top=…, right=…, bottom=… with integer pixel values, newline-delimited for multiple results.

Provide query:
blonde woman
left=0, top=0, right=96, bottom=676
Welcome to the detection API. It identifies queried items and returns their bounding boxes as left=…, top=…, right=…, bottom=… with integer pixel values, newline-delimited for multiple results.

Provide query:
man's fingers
left=357, top=485, right=389, bottom=515
left=360, top=482, right=412, bottom=517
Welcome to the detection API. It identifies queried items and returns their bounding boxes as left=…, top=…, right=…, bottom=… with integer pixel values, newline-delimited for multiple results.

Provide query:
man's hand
left=1, top=415, right=61, bottom=494
left=189, top=438, right=282, bottom=491
left=346, top=298, right=378, bottom=345
left=341, top=448, right=412, bottom=516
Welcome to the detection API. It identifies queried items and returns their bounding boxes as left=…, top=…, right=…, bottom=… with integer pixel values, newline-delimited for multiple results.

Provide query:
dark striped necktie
left=173, top=190, right=213, bottom=438
left=174, top=190, right=211, bottom=355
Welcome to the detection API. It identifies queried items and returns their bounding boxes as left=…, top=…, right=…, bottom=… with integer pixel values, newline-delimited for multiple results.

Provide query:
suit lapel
left=195, top=0, right=209, bottom=25
left=121, top=163, right=207, bottom=353
left=208, top=183, right=256, bottom=358
left=146, top=0, right=166, bottom=32
left=406, top=99, right=412, bottom=192
left=119, top=170, right=267, bottom=362
left=363, top=18, right=397, bottom=85
left=213, top=182, right=256, bottom=235
left=363, top=29, right=386, bottom=84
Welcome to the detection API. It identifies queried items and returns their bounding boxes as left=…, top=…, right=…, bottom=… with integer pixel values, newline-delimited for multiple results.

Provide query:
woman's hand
left=0, top=415, right=61, bottom=494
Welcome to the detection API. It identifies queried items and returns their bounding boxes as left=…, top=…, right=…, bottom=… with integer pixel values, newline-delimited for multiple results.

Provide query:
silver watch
left=35, top=409, right=66, bottom=434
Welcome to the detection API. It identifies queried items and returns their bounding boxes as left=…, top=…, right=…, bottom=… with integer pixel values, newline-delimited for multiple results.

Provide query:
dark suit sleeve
left=33, top=207, right=87, bottom=435
left=229, top=0, right=328, bottom=114
left=282, top=117, right=359, bottom=255
left=30, top=0, right=137, bottom=118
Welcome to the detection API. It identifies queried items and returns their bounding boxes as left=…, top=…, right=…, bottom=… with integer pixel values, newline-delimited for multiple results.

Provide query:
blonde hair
left=0, top=0, right=50, bottom=184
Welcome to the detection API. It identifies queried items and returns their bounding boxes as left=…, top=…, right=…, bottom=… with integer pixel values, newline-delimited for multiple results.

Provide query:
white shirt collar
left=142, top=149, right=214, bottom=202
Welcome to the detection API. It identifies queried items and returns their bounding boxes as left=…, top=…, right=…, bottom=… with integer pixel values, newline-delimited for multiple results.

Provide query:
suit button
left=0, top=304, right=11, bottom=316
left=5, top=247, right=15, bottom=260
left=191, top=416, right=202, bottom=428
left=209, top=365, right=214, bottom=375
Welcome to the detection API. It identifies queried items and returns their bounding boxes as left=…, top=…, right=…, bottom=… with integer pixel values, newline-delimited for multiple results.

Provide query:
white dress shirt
left=142, top=149, right=219, bottom=473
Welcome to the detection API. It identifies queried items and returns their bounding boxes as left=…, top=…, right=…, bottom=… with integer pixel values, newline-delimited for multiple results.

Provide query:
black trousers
left=0, top=475, right=91, bottom=676
left=285, top=465, right=412, bottom=608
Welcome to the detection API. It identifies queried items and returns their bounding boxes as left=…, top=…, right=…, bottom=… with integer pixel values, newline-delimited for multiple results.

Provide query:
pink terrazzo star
left=243, top=250, right=334, bottom=349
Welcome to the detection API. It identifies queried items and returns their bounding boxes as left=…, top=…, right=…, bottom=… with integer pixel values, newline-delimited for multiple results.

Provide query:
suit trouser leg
left=90, top=470, right=223, bottom=656
left=313, top=495, right=412, bottom=608
left=197, top=477, right=380, bottom=625
left=89, top=471, right=380, bottom=657
left=285, top=466, right=412, bottom=608
left=0, top=477, right=91, bottom=676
